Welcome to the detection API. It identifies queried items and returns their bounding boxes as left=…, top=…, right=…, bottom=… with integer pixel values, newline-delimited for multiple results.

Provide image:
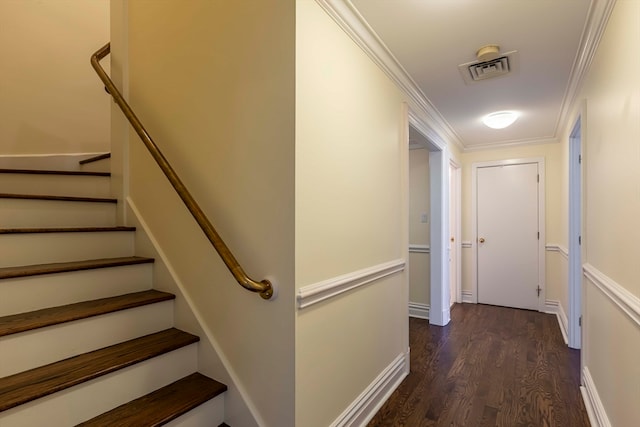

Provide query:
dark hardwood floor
left=368, top=303, right=590, bottom=427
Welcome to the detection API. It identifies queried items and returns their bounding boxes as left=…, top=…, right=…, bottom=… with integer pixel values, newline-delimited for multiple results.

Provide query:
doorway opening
left=408, top=112, right=450, bottom=327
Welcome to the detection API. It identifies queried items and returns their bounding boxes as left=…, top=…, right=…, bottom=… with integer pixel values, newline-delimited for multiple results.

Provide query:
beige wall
left=0, top=0, right=110, bottom=155
left=295, top=1, right=408, bottom=425
left=124, top=1, right=295, bottom=426
left=568, top=1, right=640, bottom=424
left=409, top=148, right=430, bottom=305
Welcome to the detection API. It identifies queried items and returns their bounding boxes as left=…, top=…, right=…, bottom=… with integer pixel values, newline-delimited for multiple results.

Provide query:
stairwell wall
left=123, top=1, right=295, bottom=426
left=0, top=0, right=110, bottom=156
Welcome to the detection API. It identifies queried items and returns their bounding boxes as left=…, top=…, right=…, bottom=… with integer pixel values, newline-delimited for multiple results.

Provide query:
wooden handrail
left=91, top=43, right=273, bottom=300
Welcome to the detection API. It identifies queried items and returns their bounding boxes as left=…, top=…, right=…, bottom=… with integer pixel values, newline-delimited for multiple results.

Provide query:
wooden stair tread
left=76, top=372, right=227, bottom=426
left=0, top=328, right=198, bottom=412
left=0, top=193, right=116, bottom=203
left=0, top=289, right=173, bottom=337
left=0, top=226, right=136, bottom=234
left=0, top=168, right=110, bottom=177
left=79, top=153, right=111, bottom=165
left=0, top=256, right=153, bottom=280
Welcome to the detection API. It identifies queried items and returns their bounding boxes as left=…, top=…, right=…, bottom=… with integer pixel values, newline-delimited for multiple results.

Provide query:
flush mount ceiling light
left=482, top=111, right=519, bottom=129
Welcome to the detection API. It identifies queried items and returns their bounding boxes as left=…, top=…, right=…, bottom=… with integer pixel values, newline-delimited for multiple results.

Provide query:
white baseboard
left=408, top=302, right=429, bottom=319
left=126, top=199, right=264, bottom=427
left=330, top=351, right=408, bottom=427
left=461, top=290, right=474, bottom=303
left=544, top=299, right=568, bottom=345
left=581, top=366, right=611, bottom=427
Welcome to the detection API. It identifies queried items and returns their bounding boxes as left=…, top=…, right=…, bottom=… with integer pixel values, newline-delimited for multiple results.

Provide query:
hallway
left=368, top=304, right=590, bottom=426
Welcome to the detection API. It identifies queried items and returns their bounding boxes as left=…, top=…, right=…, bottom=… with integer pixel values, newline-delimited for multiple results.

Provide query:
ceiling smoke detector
left=458, top=45, right=519, bottom=84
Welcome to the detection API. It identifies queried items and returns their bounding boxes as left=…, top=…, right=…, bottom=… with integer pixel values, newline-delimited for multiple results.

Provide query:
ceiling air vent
left=458, top=45, right=519, bottom=85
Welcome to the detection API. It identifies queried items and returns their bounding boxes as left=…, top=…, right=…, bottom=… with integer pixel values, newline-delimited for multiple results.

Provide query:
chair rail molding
left=409, top=244, right=430, bottom=254
left=583, top=263, right=640, bottom=328
left=545, top=243, right=569, bottom=259
left=297, top=259, right=406, bottom=309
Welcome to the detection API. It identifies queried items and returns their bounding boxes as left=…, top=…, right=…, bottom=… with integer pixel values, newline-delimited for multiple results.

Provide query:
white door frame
left=409, top=111, right=450, bottom=326
left=449, top=159, right=462, bottom=304
left=569, top=115, right=584, bottom=349
left=471, top=158, right=546, bottom=311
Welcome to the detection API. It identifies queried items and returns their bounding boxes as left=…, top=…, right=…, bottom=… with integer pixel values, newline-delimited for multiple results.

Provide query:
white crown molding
left=330, top=351, right=408, bottom=427
left=545, top=299, right=569, bottom=344
left=558, top=0, right=617, bottom=139
left=316, top=0, right=615, bottom=152
left=297, top=259, right=406, bottom=309
left=583, top=263, right=640, bottom=328
left=463, top=136, right=559, bottom=152
left=581, top=366, right=612, bottom=427
left=409, top=244, right=430, bottom=254
left=408, top=302, right=430, bottom=319
left=545, top=243, right=569, bottom=259
left=315, top=0, right=463, bottom=151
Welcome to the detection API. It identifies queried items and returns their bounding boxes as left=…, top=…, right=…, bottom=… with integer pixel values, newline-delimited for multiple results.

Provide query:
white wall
left=409, top=148, right=430, bottom=306
left=295, top=1, right=409, bottom=425
left=0, top=0, right=110, bottom=156
left=567, top=1, right=640, bottom=424
left=123, top=1, right=295, bottom=426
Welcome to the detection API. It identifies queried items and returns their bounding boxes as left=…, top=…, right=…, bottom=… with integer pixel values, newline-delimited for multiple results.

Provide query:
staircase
left=0, top=156, right=229, bottom=426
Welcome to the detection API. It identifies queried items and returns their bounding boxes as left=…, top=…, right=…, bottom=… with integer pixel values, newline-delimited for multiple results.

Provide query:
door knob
left=450, top=237, right=455, bottom=242
left=479, top=237, right=485, bottom=243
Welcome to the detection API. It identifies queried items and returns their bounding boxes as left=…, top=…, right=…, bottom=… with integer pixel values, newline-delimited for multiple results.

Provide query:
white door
left=477, top=163, right=540, bottom=310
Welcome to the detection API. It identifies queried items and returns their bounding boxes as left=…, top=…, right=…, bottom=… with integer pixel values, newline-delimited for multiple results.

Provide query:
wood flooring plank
left=0, top=328, right=198, bottom=412
left=0, top=290, right=173, bottom=337
left=367, top=304, right=591, bottom=427
left=76, top=373, right=226, bottom=427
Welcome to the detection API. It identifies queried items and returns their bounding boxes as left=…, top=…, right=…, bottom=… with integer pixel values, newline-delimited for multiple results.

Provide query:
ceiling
left=349, top=0, right=593, bottom=151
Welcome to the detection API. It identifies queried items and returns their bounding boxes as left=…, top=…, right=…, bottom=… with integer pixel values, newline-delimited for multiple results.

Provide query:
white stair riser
left=0, top=199, right=116, bottom=227
left=0, top=154, right=109, bottom=172
left=0, top=231, right=134, bottom=267
left=79, top=159, right=110, bottom=173
left=0, top=174, right=111, bottom=198
left=0, top=264, right=153, bottom=317
left=165, top=394, right=225, bottom=427
left=0, top=301, right=174, bottom=377
left=0, top=345, right=198, bottom=427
